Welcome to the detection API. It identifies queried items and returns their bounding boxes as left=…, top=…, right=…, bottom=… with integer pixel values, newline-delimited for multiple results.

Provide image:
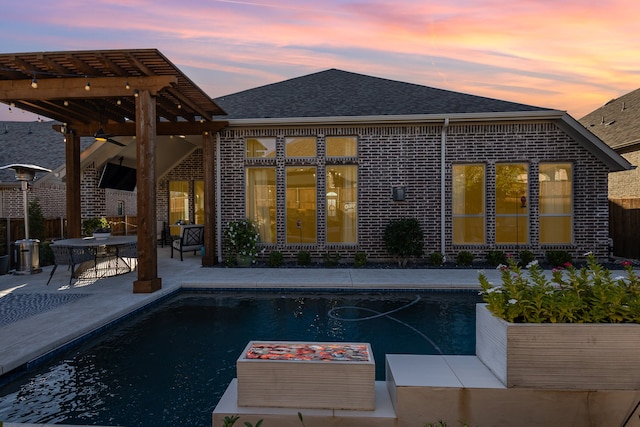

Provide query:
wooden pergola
left=0, top=49, right=228, bottom=293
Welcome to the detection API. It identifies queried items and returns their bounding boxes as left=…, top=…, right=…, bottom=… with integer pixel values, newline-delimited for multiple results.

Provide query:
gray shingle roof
left=0, top=121, right=92, bottom=183
left=214, top=69, right=548, bottom=120
left=579, top=88, right=640, bottom=150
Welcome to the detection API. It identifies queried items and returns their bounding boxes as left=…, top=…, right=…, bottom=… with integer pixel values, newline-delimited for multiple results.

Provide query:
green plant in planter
left=518, top=249, right=535, bottom=266
left=456, top=250, right=474, bottom=266
left=267, top=250, right=283, bottom=267
left=429, top=251, right=444, bottom=266
left=323, top=251, right=341, bottom=267
left=224, top=219, right=260, bottom=264
left=297, top=250, right=311, bottom=266
left=485, top=250, right=506, bottom=267
left=479, top=254, right=640, bottom=323
left=383, top=217, right=424, bottom=267
left=545, top=250, right=572, bottom=268
left=354, top=251, right=367, bottom=267
left=82, top=217, right=111, bottom=236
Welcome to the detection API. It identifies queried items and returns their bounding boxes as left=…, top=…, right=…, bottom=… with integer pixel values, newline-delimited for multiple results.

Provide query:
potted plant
left=477, top=254, right=640, bottom=389
left=92, top=217, right=111, bottom=239
left=224, top=219, right=260, bottom=267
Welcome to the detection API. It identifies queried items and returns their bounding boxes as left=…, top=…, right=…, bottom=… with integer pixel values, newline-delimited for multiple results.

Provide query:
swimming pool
left=0, top=290, right=481, bottom=427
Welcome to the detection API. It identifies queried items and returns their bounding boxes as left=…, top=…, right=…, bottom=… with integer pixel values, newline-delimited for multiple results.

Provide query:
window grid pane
left=452, top=164, right=485, bottom=244
left=246, top=137, right=276, bottom=158
left=326, top=165, right=357, bottom=243
left=495, top=163, right=528, bottom=244
left=246, top=168, right=277, bottom=244
left=326, top=136, right=357, bottom=157
left=539, top=163, right=573, bottom=243
left=169, top=181, right=189, bottom=225
left=286, top=166, right=317, bottom=243
left=285, top=137, right=316, bottom=157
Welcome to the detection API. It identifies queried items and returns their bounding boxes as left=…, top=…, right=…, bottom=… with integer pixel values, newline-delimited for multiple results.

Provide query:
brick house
left=160, top=69, right=632, bottom=263
left=579, top=88, right=640, bottom=259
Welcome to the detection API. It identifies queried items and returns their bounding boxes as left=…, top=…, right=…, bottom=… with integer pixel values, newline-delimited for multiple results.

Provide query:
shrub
left=267, top=251, right=283, bottom=267
left=28, top=198, right=46, bottom=241
left=297, top=250, right=311, bottom=266
left=82, top=217, right=111, bottom=236
left=429, top=251, right=444, bottom=266
left=518, top=250, right=535, bottom=266
left=486, top=250, right=506, bottom=267
left=383, top=218, right=424, bottom=267
left=546, top=250, right=572, bottom=268
left=456, top=250, right=474, bottom=266
left=224, top=219, right=260, bottom=260
left=354, top=251, right=367, bottom=267
left=323, top=251, right=341, bottom=267
left=479, top=254, right=640, bottom=323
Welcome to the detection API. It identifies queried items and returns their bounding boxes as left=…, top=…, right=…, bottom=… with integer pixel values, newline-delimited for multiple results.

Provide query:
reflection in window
left=453, top=164, right=485, bottom=244
left=495, top=163, right=528, bottom=244
left=246, top=168, right=277, bottom=243
left=194, top=180, right=204, bottom=225
left=286, top=137, right=316, bottom=157
left=169, top=181, right=189, bottom=225
left=286, top=167, right=317, bottom=243
left=326, top=165, right=357, bottom=243
left=539, top=163, right=573, bottom=244
left=326, top=136, right=357, bottom=157
left=246, top=137, right=276, bottom=158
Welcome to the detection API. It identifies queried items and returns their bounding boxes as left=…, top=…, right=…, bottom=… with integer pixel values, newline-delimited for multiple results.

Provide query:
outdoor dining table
left=52, top=235, right=138, bottom=279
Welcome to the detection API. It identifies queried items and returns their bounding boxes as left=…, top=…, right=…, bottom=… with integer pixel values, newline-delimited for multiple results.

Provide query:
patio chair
left=116, top=242, right=138, bottom=272
left=47, top=245, right=97, bottom=286
left=157, top=220, right=168, bottom=247
left=171, top=224, right=204, bottom=261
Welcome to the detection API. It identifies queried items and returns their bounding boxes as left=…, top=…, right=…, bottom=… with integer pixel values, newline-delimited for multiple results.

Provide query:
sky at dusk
left=1, top=0, right=638, bottom=122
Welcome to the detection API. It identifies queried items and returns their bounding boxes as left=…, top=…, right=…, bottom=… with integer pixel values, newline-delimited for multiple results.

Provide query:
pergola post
left=65, top=130, right=82, bottom=238
left=133, top=89, right=161, bottom=293
left=202, top=131, right=217, bottom=266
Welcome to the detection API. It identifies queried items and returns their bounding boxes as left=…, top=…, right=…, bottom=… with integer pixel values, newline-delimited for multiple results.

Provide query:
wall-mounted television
left=98, top=163, right=137, bottom=192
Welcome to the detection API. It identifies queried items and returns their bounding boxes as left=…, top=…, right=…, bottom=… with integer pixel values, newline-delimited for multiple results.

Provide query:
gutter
left=440, top=118, right=449, bottom=257
left=222, top=110, right=565, bottom=127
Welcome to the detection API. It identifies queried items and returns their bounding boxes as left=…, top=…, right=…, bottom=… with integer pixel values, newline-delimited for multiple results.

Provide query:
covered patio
left=0, top=49, right=228, bottom=292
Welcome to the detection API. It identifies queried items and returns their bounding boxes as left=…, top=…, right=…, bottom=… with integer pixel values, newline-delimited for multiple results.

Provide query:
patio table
left=52, top=236, right=137, bottom=278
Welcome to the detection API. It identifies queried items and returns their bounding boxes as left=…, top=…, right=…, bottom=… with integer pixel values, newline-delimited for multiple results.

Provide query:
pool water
left=0, top=290, right=481, bottom=427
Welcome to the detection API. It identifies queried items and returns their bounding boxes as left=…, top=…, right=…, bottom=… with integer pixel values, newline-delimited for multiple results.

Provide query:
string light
left=177, top=103, right=182, bottom=109
left=84, top=76, right=91, bottom=91
left=31, top=74, right=38, bottom=89
left=63, top=100, right=69, bottom=106
left=134, top=89, right=139, bottom=97
left=116, top=99, right=122, bottom=105
left=125, top=80, right=130, bottom=90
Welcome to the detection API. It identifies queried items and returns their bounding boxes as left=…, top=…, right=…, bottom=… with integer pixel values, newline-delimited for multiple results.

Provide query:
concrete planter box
left=476, top=303, right=640, bottom=389
left=237, top=341, right=375, bottom=410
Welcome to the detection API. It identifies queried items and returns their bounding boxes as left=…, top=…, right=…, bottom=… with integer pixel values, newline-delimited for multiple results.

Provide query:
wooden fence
left=609, top=198, right=640, bottom=260
left=0, top=216, right=138, bottom=268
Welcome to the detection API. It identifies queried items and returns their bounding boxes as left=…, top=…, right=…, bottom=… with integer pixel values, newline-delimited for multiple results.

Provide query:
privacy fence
left=0, top=215, right=138, bottom=270
left=609, top=198, right=640, bottom=260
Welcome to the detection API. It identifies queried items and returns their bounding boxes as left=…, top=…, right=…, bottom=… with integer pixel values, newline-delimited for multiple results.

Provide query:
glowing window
left=495, top=163, right=529, bottom=244
left=326, top=136, right=357, bottom=157
left=539, top=163, right=573, bottom=244
left=326, top=165, right=357, bottom=243
left=452, top=164, right=485, bottom=244
left=286, top=167, right=317, bottom=243
left=246, top=137, right=276, bottom=158
left=246, top=168, right=277, bottom=244
left=285, top=137, right=316, bottom=157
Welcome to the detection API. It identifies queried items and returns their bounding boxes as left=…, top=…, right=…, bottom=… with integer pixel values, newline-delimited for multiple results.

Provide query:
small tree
left=28, top=198, right=46, bottom=241
left=383, top=218, right=424, bottom=267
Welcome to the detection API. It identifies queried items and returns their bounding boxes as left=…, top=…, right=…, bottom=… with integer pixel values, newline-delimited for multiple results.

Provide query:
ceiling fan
left=93, top=127, right=126, bottom=147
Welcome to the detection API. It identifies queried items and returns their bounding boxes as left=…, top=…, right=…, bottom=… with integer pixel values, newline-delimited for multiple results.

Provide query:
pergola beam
left=52, top=120, right=228, bottom=137
left=0, top=76, right=177, bottom=100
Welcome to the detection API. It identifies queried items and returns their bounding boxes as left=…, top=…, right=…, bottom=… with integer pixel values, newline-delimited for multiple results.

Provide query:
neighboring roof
left=214, top=69, right=549, bottom=120
left=0, top=49, right=226, bottom=132
left=0, top=121, right=92, bottom=183
left=579, top=88, right=640, bottom=152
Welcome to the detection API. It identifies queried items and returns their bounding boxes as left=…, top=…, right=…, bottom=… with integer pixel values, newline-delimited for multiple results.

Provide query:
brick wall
left=212, top=121, right=611, bottom=262
left=608, top=151, right=640, bottom=198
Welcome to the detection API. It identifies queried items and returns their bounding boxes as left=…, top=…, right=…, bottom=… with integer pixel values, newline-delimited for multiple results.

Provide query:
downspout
left=216, top=133, right=223, bottom=263
left=440, top=118, right=449, bottom=257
